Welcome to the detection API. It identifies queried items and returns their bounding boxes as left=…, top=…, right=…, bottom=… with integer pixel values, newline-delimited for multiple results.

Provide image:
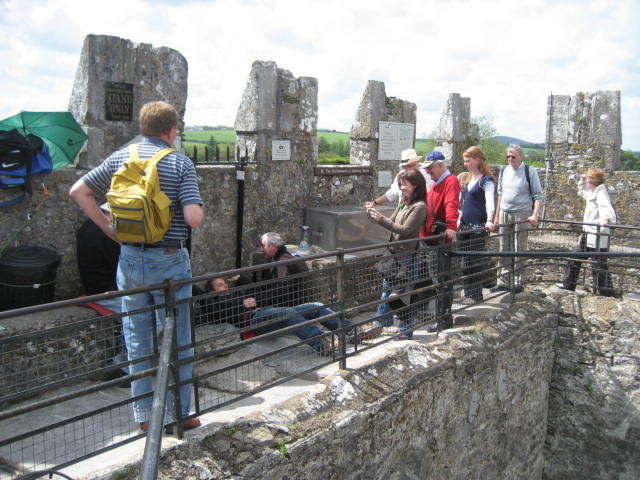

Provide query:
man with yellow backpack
left=69, top=101, right=204, bottom=433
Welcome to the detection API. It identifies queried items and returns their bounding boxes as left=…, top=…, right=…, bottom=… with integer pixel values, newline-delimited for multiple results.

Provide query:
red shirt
left=420, top=172, right=460, bottom=238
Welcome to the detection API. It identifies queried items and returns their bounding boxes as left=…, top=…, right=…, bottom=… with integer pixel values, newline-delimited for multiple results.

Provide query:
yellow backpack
left=106, top=144, right=175, bottom=243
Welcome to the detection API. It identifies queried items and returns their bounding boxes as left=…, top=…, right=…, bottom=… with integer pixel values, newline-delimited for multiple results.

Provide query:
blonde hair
left=139, top=101, right=178, bottom=137
left=586, top=168, right=605, bottom=186
left=461, top=145, right=495, bottom=184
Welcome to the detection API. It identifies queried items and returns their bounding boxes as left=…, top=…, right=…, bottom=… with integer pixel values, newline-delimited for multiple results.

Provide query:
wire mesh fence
left=0, top=219, right=639, bottom=478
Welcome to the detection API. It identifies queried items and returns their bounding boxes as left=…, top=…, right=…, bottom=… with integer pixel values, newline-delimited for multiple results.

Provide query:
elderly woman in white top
left=557, top=168, right=617, bottom=296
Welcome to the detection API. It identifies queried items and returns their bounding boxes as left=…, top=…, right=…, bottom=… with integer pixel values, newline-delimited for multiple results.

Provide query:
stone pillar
left=546, top=90, right=621, bottom=172
left=544, top=90, right=621, bottom=221
left=433, top=93, right=479, bottom=174
left=68, top=34, right=188, bottom=167
left=235, top=60, right=318, bottom=259
left=349, top=80, right=416, bottom=168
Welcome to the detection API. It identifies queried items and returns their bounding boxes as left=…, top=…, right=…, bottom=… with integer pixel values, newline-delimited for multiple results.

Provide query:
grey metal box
left=304, top=205, right=396, bottom=252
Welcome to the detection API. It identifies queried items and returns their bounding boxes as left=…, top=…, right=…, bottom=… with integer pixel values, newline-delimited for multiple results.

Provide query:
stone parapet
left=349, top=80, right=416, bottom=166
left=433, top=93, right=479, bottom=174
left=68, top=34, right=188, bottom=167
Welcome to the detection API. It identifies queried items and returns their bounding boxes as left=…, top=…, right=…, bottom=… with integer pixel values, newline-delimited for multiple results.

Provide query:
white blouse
left=578, top=178, right=616, bottom=248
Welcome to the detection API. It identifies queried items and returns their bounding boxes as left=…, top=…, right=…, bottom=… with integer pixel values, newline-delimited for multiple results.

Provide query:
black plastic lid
left=0, top=246, right=61, bottom=272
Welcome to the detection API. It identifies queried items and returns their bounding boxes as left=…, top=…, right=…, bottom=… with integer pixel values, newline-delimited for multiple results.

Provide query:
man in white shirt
left=365, top=148, right=432, bottom=208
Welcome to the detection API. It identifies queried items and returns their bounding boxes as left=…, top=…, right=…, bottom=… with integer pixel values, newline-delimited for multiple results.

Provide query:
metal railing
left=0, top=220, right=638, bottom=479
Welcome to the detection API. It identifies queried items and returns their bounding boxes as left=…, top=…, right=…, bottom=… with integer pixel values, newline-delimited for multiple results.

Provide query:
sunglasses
left=506, top=155, right=518, bottom=159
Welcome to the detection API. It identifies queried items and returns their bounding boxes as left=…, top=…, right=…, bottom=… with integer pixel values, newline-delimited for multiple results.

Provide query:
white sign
left=378, top=122, right=415, bottom=161
left=271, top=140, right=291, bottom=161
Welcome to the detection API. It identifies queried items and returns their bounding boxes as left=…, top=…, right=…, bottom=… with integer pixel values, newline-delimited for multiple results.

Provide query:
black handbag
left=375, top=247, right=400, bottom=279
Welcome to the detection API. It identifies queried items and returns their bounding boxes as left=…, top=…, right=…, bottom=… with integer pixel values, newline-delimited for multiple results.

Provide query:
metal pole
left=335, top=248, right=347, bottom=370
left=140, top=281, right=177, bottom=480
left=235, top=145, right=247, bottom=268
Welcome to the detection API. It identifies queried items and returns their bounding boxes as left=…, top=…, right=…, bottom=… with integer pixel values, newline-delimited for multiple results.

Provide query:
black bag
left=0, top=129, right=52, bottom=206
left=431, top=221, right=447, bottom=234
left=429, top=194, right=447, bottom=235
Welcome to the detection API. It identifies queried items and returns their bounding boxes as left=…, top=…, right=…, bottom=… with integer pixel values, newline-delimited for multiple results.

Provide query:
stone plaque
left=377, top=170, right=393, bottom=187
left=105, top=81, right=134, bottom=121
left=314, top=166, right=371, bottom=176
left=378, top=121, right=414, bottom=161
left=271, top=140, right=291, bottom=161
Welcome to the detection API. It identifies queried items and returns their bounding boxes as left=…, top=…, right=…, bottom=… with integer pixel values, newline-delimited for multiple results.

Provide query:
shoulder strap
left=148, top=147, right=177, bottom=166
left=524, top=163, right=532, bottom=197
left=127, top=144, right=176, bottom=166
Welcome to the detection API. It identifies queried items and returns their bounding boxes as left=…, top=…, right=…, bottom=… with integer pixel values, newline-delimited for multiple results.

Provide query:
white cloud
left=0, top=0, right=638, bottom=149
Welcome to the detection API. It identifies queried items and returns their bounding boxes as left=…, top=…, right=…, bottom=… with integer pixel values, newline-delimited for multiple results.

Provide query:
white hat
left=399, top=148, right=422, bottom=167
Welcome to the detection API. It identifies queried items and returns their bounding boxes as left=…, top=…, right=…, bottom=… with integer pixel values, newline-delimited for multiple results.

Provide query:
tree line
left=318, top=136, right=349, bottom=157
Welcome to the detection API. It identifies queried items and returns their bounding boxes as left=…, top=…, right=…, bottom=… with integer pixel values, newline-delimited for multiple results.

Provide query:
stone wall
left=544, top=293, right=640, bottom=480
left=0, top=166, right=377, bottom=301
left=68, top=34, right=188, bottom=168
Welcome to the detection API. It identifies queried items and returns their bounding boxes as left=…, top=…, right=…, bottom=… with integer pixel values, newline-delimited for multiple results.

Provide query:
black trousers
left=458, top=230, right=489, bottom=301
left=435, top=243, right=453, bottom=318
left=562, top=235, right=615, bottom=297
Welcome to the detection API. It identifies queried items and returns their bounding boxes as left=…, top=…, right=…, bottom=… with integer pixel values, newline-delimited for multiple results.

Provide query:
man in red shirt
left=421, top=151, right=460, bottom=331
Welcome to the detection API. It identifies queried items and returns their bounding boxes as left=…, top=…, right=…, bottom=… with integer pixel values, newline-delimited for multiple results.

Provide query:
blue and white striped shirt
left=81, top=136, right=203, bottom=241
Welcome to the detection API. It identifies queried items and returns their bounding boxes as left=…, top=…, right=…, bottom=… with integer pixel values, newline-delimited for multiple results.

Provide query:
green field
left=183, top=128, right=545, bottom=166
left=184, top=129, right=237, bottom=144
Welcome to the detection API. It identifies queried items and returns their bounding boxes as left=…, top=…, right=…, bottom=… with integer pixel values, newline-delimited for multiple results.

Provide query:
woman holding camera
left=457, top=146, right=496, bottom=303
left=556, top=168, right=617, bottom=296
left=367, top=169, right=427, bottom=339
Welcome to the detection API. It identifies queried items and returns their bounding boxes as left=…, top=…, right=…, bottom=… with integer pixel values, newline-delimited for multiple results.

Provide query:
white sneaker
left=550, top=284, right=575, bottom=294
left=459, top=297, right=477, bottom=305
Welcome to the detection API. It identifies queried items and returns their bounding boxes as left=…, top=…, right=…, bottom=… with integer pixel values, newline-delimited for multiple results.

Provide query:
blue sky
left=1, top=0, right=638, bottom=149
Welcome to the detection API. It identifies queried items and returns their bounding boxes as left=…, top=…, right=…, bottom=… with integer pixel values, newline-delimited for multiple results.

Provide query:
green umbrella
left=0, top=111, right=88, bottom=169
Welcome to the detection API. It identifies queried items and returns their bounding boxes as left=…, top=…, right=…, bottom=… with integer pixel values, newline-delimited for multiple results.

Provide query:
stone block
left=349, top=80, right=387, bottom=140
left=234, top=60, right=278, bottom=133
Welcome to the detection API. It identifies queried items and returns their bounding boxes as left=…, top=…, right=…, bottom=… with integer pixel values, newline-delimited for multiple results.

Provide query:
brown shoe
left=165, top=417, right=201, bottom=434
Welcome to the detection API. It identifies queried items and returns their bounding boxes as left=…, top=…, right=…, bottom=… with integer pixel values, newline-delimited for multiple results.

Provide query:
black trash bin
left=0, top=246, right=61, bottom=311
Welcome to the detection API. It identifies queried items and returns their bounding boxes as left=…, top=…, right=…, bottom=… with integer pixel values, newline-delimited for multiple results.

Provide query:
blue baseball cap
left=422, top=150, right=446, bottom=166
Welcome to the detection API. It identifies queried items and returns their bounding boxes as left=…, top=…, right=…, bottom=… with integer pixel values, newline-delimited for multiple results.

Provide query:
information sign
left=378, top=122, right=414, bottom=160
left=272, top=140, right=291, bottom=161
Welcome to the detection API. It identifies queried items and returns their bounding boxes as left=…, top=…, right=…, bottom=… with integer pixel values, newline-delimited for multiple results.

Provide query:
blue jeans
left=117, top=246, right=194, bottom=424
left=376, top=278, right=395, bottom=327
left=375, top=256, right=418, bottom=337
left=251, top=304, right=338, bottom=352
left=292, top=302, right=353, bottom=335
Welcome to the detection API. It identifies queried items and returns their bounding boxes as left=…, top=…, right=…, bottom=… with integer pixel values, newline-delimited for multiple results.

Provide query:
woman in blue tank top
left=457, top=146, right=496, bottom=302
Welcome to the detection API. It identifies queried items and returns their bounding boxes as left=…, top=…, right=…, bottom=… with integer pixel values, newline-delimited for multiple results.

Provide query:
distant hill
left=493, top=136, right=545, bottom=149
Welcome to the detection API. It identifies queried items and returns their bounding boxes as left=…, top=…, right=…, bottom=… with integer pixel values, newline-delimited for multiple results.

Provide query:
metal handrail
left=0, top=219, right=638, bottom=479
